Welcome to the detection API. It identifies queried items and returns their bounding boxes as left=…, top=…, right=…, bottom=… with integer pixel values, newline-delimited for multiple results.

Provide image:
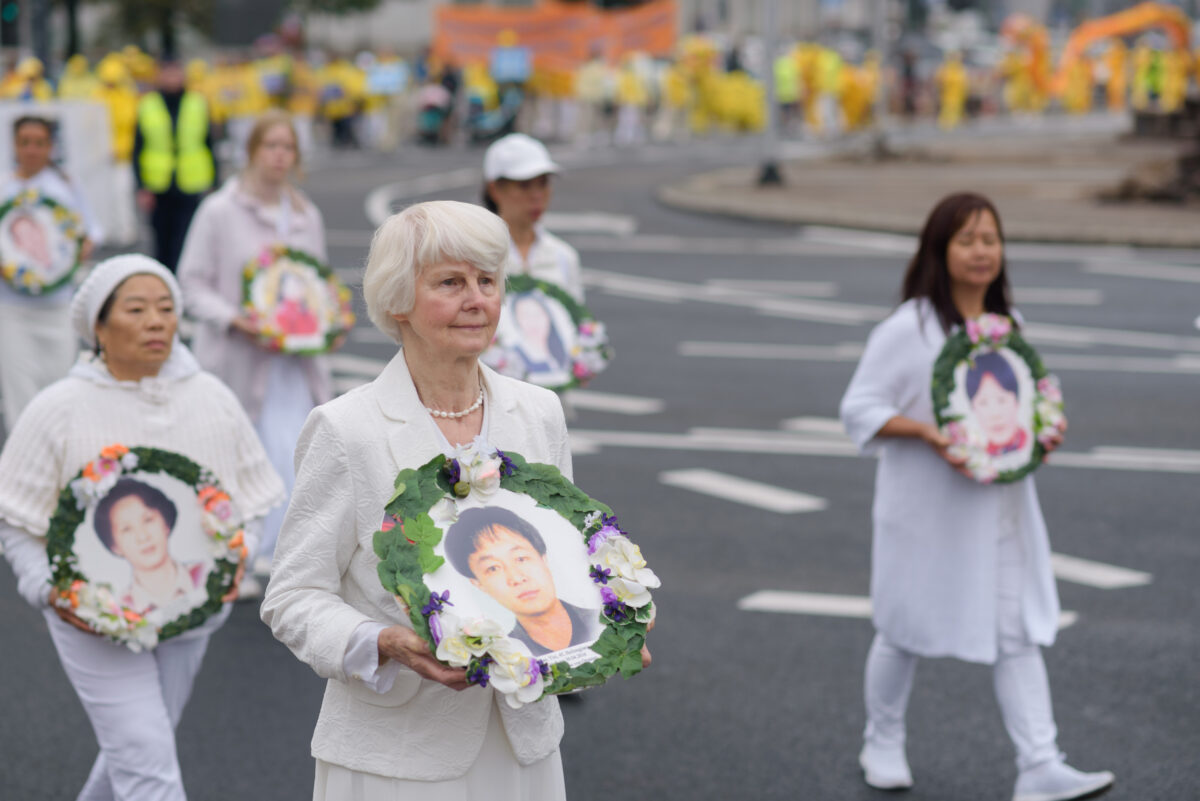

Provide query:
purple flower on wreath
left=526, top=658, right=551, bottom=685
left=467, top=655, right=494, bottom=687
left=428, top=614, right=443, bottom=646
left=495, top=449, right=516, bottom=477
left=601, top=586, right=630, bottom=622
left=590, top=565, right=612, bottom=585
left=420, top=590, right=453, bottom=618
left=443, top=458, right=462, bottom=486
left=587, top=516, right=623, bottom=556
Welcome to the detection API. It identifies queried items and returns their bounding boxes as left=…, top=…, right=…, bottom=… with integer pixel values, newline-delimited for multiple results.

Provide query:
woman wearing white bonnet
left=0, top=254, right=283, bottom=801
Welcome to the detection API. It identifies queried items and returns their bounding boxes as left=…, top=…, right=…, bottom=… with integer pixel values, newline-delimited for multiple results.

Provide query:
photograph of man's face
left=430, top=491, right=604, bottom=661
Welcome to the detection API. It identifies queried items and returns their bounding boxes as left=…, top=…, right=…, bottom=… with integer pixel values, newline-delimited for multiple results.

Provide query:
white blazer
left=839, top=298, right=1059, bottom=665
left=261, top=350, right=571, bottom=780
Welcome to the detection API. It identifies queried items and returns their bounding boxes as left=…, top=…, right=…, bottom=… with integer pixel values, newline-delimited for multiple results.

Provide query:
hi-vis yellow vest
left=137, top=91, right=213, bottom=193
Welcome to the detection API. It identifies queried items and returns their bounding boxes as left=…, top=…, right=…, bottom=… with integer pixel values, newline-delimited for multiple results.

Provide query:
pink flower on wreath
left=965, top=318, right=982, bottom=344
left=572, top=362, right=591, bottom=379
left=258, top=249, right=275, bottom=267
left=945, top=421, right=968, bottom=446
left=579, top=321, right=595, bottom=336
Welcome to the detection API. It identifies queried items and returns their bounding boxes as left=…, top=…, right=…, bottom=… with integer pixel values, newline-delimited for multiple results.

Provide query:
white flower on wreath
left=590, top=534, right=660, bottom=594
left=448, top=438, right=503, bottom=502
left=606, top=575, right=655, bottom=609
left=433, top=612, right=505, bottom=667
left=485, top=638, right=547, bottom=709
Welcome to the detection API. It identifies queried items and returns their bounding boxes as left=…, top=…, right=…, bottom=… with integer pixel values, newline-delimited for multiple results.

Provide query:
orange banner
left=432, top=0, right=677, bottom=73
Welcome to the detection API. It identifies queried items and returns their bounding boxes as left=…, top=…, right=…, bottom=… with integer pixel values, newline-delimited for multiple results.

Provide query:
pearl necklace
left=426, top=387, right=484, bottom=420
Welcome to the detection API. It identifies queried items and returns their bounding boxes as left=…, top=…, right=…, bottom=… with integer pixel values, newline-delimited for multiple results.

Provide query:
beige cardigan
left=261, top=351, right=571, bottom=780
left=176, top=177, right=333, bottom=423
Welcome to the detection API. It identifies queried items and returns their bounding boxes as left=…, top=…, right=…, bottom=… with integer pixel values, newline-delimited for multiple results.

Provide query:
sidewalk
left=658, top=118, right=1200, bottom=248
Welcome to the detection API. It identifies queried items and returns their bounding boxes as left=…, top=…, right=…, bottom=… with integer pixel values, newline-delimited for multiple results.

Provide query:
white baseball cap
left=483, top=134, right=560, bottom=182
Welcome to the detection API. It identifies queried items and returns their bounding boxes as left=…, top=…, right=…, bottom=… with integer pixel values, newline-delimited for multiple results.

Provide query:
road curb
left=657, top=164, right=1200, bottom=249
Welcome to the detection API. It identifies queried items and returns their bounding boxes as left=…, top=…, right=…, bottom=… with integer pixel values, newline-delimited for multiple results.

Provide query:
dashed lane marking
left=1049, top=553, right=1153, bottom=590
left=737, top=590, right=1079, bottom=630
left=659, top=469, right=828, bottom=514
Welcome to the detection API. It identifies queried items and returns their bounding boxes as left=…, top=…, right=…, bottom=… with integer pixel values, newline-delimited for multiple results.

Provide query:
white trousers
left=864, top=514, right=1060, bottom=771
left=252, top=357, right=315, bottom=567
left=44, top=606, right=229, bottom=801
left=0, top=300, right=76, bottom=433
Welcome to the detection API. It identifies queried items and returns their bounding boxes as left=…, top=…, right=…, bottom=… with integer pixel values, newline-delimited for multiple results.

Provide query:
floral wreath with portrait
left=241, top=244, right=355, bottom=355
left=0, top=189, right=84, bottom=296
left=46, top=445, right=249, bottom=652
left=932, top=313, right=1066, bottom=484
left=481, top=275, right=613, bottom=393
left=374, top=440, right=658, bottom=708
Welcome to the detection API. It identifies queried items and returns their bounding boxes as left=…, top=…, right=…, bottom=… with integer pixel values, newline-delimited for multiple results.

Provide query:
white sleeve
left=177, top=200, right=242, bottom=330
left=260, top=408, right=375, bottom=682
left=839, top=317, right=912, bottom=455
left=0, top=523, right=52, bottom=610
left=343, top=620, right=402, bottom=693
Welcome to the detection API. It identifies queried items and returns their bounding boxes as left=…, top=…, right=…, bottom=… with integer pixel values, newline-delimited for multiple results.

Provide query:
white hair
left=364, top=200, right=510, bottom=344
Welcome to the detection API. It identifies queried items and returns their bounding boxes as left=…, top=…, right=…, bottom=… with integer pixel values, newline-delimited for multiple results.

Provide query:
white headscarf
left=67, top=254, right=200, bottom=391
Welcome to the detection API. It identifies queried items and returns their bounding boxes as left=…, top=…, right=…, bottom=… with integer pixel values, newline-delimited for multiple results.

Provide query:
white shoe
left=859, top=742, right=913, bottom=790
left=1012, top=759, right=1114, bottom=801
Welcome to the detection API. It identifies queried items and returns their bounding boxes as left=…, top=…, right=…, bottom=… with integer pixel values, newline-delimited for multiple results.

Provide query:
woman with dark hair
left=0, top=115, right=103, bottom=433
left=0, top=254, right=283, bottom=800
left=444, top=506, right=601, bottom=656
left=966, top=351, right=1026, bottom=455
left=839, top=194, right=1113, bottom=801
left=94, top=478, right=209, bottom=615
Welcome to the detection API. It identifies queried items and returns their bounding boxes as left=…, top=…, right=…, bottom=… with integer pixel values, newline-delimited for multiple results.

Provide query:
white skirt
left=312, top=704, right=566, bottom=801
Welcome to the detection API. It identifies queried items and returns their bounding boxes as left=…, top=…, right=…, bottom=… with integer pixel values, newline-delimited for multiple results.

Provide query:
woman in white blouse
left=178, top=109, right=333, bottom=590
left=263, top=201, right=645, bottom=800
left=0, top=254, right=283, bottom=801
left=0, top=115, right=103, bottom=432
left=481, top=133, right=584, bottom=303
left=839, top=193, right=1113, bottom=801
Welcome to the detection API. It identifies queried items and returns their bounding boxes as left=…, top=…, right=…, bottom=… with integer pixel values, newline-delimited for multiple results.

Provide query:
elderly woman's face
left=108, top=494, right=172, bottom=572
left=392, top=262, right=501, bottom=356
left=95, top=275, right=177, bottom=372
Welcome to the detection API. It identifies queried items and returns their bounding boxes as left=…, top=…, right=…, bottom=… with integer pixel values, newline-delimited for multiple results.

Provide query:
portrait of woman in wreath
left=93, top=477, right=208, bottom=614
left=266, top=263, right=323, bottom=337
left=509, top=291, right=571, bottom=385
left=445, top=505, right=603, bottom=657
left=965, top=351, right=1029, bottom=457
left=8, top=210, right=54, bottom=273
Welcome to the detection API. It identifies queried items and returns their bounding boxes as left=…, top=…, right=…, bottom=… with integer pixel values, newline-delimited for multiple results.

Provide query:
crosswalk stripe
left=659, top=469, right=828, bottom=514
left=737, top=590, right=1079, bottom=629
left=1050, top=553, right=1153, bottom=589
left=566, top=390, right=665, bottom=415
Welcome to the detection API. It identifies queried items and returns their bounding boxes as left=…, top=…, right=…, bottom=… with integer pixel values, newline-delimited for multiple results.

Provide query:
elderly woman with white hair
left=0, top=254, right=283, bottom=801
left=262, top=200, right=594, bottom=800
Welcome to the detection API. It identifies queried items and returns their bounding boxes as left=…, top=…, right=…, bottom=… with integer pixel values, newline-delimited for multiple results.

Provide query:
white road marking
left=679, top=340, right=1200, bottom=374
left=1050, top=553, right=1152, bottom=589
left=348, top=327, right=396, bottom=345
left=566, top=390, right=665, bottom=415
left=738, top=590, right=1079, bottom=629
left=571, top=426, right=1200, bottom=474
left=679, top=341, right=863, bottom=361
left=1083, top=260, right=1200, bottom=284
left=659, top=469, right=828, bottom=514
left=568, top=233, right=866, bottom=258
left=541, top=212, right=636, bottom=237
left=590, top=266, right=1200, bottom=350
left=798, top=226, right=916, bottom=254
left=364, top=167, right=480, bottom=226
left=781, top=417, right=850, bottom=437
left=739, top=590, right=873, bottom=618
left=1012, top=288, right=1104, bottom=306
left=704, top=279, right=839, bottom=298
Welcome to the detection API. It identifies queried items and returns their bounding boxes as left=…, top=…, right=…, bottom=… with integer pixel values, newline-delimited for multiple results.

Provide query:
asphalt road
left=1, top=136, right=1197, bottom=801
